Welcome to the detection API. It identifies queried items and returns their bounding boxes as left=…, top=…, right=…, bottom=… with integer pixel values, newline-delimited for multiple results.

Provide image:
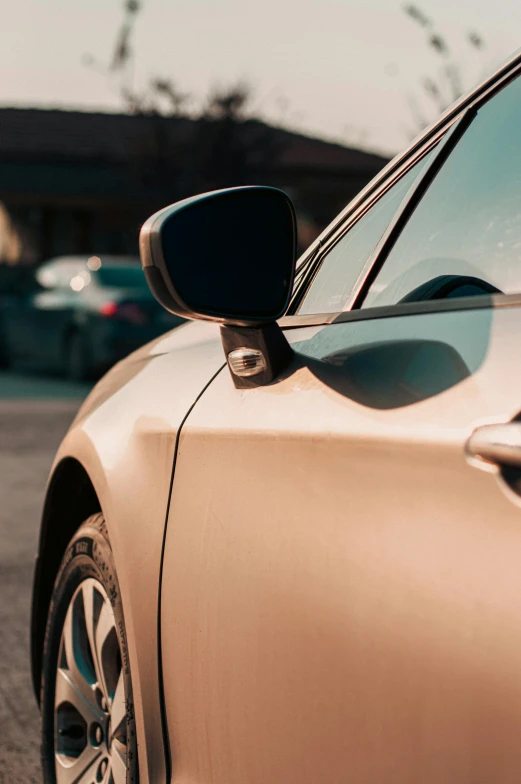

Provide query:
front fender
left=33, top=320, right=226, bottom=784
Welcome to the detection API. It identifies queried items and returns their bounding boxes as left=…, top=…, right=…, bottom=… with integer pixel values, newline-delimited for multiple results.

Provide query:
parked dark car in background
left=0, top=255, right=184, bottom=379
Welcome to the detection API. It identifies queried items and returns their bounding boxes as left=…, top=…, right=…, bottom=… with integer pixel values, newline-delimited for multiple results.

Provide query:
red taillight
left=99, top=300, right=149, bottom=325
left=99, top=301, right=118, bottom=317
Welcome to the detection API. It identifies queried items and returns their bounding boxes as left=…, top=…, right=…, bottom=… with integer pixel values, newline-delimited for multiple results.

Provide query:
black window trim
left=280, top=291, right=521, bottom=330
left=289, top=138, right=446, bottom=313
left=350, top=109, right=475, bottom=310
left=292, top=136, right=446, bottom=312
left=288, top=50, right=521, bottom=321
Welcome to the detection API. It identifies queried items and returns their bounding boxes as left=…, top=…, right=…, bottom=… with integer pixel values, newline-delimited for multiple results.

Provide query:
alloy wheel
left=54, top=578, right=128, bottom=784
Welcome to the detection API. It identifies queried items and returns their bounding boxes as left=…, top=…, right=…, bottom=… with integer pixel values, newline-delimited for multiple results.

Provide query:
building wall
left=0, top=150, right=387, bottom=264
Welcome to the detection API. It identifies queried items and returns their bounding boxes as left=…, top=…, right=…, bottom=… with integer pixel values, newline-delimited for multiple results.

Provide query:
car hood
left=72, top=319, right=225, bottom=426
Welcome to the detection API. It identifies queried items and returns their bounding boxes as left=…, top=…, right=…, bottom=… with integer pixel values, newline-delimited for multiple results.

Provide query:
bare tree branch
left=403, top=4, right=486, bottom=135
left=110, top=0, right=141, bottom=72
left=468, top=31, right=486, bottom=50
left=403, top=4, right=431, bottom=28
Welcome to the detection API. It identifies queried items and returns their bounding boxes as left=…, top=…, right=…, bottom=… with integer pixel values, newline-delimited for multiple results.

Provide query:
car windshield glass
left=96, top=267, right=147, bottom=288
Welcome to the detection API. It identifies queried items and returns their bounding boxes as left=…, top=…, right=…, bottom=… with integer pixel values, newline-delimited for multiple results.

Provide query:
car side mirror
left=139, top=186, right=297, bottom=387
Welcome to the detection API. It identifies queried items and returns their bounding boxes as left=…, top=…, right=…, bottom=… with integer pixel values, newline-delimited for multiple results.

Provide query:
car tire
left=65, top=330, right=92, bottom=382
left=40, top=513, right=138, bottom=783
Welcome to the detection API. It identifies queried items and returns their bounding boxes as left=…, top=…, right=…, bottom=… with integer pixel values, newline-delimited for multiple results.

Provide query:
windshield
left=96, top=267, right=147, bottom=289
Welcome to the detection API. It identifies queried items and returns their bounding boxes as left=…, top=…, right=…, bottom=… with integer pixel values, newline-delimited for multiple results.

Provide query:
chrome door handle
left=466, top=423, right=521, bottom=468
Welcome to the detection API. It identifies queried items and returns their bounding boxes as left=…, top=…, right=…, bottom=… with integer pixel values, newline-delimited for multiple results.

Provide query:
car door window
left=298, top=152, right=434, bottom=315
left=363, top=74, right=521, bottom=309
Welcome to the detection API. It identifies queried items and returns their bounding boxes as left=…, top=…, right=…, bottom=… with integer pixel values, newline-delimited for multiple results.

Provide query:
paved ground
left=0, top=370, right=91, bottom=401
left=0, top=371, right=88, bottom=782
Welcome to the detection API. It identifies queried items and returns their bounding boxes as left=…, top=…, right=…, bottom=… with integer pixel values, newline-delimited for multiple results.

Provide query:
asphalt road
left=0, top=371, right=88, bottom=782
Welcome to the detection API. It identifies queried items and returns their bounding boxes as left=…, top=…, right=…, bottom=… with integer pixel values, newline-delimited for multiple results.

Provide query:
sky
left=1, top=0, right=520, bottom=154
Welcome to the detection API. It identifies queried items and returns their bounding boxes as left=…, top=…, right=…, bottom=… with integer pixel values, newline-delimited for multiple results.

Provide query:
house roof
left=0, top=107, right=388, bottom=174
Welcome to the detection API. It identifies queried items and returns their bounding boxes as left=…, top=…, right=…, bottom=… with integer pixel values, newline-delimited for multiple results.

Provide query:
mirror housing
left=140, top=186, right=297, bottom=387
left=139, top=185, right=297, bottom=327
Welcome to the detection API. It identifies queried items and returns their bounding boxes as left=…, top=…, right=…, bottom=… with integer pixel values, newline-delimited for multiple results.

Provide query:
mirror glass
left=159, top=187, right=296, bottom=321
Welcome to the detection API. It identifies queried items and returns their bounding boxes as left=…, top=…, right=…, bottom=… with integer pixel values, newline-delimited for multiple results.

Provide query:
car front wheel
left=40, top=514, right=138, bottom=783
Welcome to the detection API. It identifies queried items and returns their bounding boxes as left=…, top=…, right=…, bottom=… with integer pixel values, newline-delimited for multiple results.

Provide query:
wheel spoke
left=58, top=605, right=102, bottom=722
left=81, top=582, right=106, bottom=695
left=110, top=738, right=127, bottom=784
left=111, top=671, right=126, bottom=737
left=55, top=667, right=100, bottom=726
left=55, top=745, right=102, bottom=784
left=95, top=600, right=117, bottom=701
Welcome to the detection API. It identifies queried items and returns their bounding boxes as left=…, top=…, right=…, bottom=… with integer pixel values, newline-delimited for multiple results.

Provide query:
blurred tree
left=178, top=83, right=285, bottom=192
left=110, top=0, right=141, bottom=72
left=87, top=1, right=287, bottom=192
left=403, top=3, right=487, bottom=134
left=83, top=0, right=144, bottom=112
left=0, top=205, right=37, bottom=265
left=194, top=84, right=267, bottom=186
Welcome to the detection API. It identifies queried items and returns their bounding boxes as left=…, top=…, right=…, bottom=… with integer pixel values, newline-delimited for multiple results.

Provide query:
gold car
left=33, top=51, right=521, bottom=783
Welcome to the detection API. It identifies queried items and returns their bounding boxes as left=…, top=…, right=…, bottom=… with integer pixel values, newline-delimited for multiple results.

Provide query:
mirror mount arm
left=220, top=322, right=293, bottom=389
